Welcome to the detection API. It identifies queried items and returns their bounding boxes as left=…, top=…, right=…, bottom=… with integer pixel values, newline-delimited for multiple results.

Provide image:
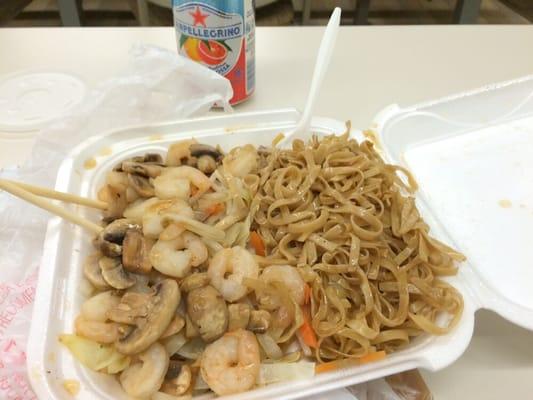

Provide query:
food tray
left=27, top=74, right=533, bottom=399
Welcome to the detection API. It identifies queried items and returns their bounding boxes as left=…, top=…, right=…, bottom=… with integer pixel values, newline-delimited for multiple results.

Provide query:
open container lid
left=0, top=71, right=86, bottom=133
left=374, top=74, right=533, bottom=331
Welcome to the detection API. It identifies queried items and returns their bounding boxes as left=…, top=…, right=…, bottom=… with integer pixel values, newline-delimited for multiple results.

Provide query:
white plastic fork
left=278, top=7, right=342, bottom=147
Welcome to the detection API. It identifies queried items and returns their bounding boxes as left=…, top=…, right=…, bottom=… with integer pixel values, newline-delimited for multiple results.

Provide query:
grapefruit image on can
left=198, top=40, right=228, bottom=66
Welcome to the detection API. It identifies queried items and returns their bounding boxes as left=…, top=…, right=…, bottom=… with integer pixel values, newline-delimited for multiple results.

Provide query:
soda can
left=173, top=0, right=256, bottom=105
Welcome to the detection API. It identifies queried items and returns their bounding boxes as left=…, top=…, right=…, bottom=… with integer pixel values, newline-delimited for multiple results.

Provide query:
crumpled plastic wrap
left=308, top=371, right=432, bottom=400
left=0, top=43, right=232, bottom=399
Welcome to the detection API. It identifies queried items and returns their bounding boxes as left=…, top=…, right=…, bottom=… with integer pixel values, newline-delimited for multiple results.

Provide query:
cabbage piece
left=106, top=351, right=131, bottom=374
left=256, top=333, right=283, bottom=360
left=176, top=337, right=206, bottom=360
left=194, top=373, right=210, bottom=390
left=257, top=361, right=315, bottom=385
left=59, top=334, right=129, bottom=374
left=162, top=332, right=187, bottom=356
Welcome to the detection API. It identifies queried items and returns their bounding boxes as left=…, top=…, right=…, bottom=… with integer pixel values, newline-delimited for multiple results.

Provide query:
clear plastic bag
left=0, top=44, right=232, bottom=399
left=307, top=371, right=432, bottom=400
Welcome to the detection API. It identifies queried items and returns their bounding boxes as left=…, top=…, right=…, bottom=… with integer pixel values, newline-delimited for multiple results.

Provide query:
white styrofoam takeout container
left=27, top=75, right=533, bottom=399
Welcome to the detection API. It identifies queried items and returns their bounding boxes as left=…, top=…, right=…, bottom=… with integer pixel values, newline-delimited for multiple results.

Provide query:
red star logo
left=190, top=6, right=208, bottom=27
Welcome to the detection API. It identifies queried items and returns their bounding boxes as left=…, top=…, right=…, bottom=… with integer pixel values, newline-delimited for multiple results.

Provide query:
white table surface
left=1, top=26, right=533, bottom=400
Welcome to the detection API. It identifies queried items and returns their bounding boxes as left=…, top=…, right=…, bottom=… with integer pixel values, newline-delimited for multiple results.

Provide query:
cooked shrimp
left=124, top=198, right=194, bottom=239
left=150, top=232, right=208, bottom=278
left=76, top=291, right=122, bottom=343
left=208, top=247, right=259, bottom=302
left=80, top=291, right=121, bottom=322
left=161, top=166, right=211, bottom=197
left=200, top=329, right=260, bottom=396
left=223, top=144, right=258, bottom=178
left=260, top=265, right=306, bottom=305
left=120, top=342, right=169, bottom=399
left=159, top=223, right=183, bottom=241
left=153, top=168, right=191, bottom=199
left=141, top=199, right=193, bottom=239
left=184, top=232, right=209, bottom=266
left=123, top=197, right=159, bottom=222
left=166, top=139, right=197, bottom=166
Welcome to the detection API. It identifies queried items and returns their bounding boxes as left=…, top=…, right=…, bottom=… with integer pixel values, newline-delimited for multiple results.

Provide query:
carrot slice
left=249, top=231, right=266, bottom=256
left=205, top=202, right=225, bottom=216
left=299, top=306, right=318, bottom=349
left=359, top=351, right=386, bottom=364
left=315, top=360, right=343, bottom=374
left=315, top=351, right=387, bottom=374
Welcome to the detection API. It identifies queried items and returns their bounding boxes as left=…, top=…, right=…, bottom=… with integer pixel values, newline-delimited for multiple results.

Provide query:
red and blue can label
left=173, top=0, right=255, bottom=104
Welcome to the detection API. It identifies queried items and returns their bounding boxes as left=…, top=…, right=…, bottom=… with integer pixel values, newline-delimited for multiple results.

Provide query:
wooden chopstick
left=1, top=179, right=108, bottom=210
left=0, top=180, right=103, bottom=235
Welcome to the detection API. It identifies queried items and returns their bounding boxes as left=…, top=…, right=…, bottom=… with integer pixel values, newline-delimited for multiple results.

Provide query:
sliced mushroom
left=96, top=219, right=140, bottom=257
left=161, top=364, right=192, bottom=397
left=247, top=309, right=271, bottom=333
left=184, top=313, right=199, bottom=339
left=130, top=154, right=160, bottom=163
left=160, top=314, right=186, bottom=339
left=115, top=279, right=180, bottom=355
left=197, top=155, right=217, bottom=174
left=185, top=156, right=198, bottom=167
left=141, top=153, right=164, bottom=164
left=103, top=219, right=140, bottom=243
left=122, top=161, right=164, bottom=178
left=122, top=229, right=152, bottom=274
left=165, top=360, right=184, bottom=380
left=102, top=185, right=128, bottom=223
left=227, top=303, right=251, bottom=332
left=99, top=257, right=136, bottom=289
left=115, top=154, right=163, bottom=170
left=180, top=272, right=210, bottom=293
left=189, top=144, right=222, bottom=161
left=149, top=269, right=168, bottom=286
left=257, top=145, right=271, bottom=156
left=75, top=316, right=119, bottom=344
left=106, top=171, right=129, bottom=192
left=125, top=186, right=139, bottom=203
left=127, top=273, right=152, bottom=294
left=128, top=174, right=155, bottom=198
left=120, top=342, right=169, bottom=399
left=107, top=291, right=153, bottom=324
left=186, top=285, right=228, bottom=343
left=96, top=239, right=121, bottom=258
left=83, top=254, right=110, bottom=290
left=131, top=156, right=146, bottom=163
left=190, top=144, right=222, bottom=174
